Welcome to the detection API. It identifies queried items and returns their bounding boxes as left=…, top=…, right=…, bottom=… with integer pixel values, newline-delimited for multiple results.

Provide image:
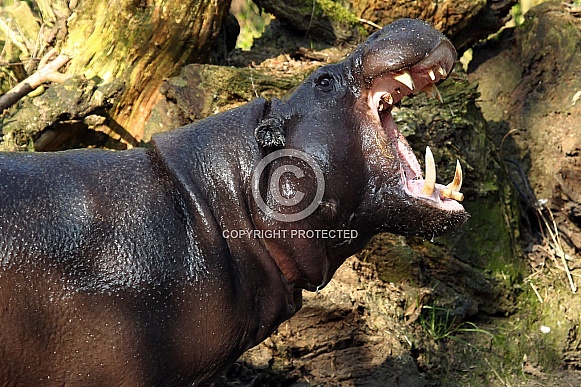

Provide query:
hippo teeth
left=447, top=159, right=463, bottom=192
left=393, top=70, right=415, bottom=91
left=441, top=160, right=464, bottom=201
left=378, top=93, right=394, bottom=111
left=422, top=146, right=436, bottom=196
left=420, top=147, right=464, bottom=202
left=382, top=93, right=394, bottom=105
left=441, top=189, right=464, bottom=202
left=428, top=69, right=436, bottom=81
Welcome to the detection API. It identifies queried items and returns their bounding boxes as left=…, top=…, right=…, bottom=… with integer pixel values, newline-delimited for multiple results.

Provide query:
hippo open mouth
left=367, top=38, right=464, bottom=213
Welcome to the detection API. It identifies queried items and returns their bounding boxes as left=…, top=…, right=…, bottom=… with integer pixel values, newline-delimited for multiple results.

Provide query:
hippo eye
left=314, top=74, right=334, bottom=91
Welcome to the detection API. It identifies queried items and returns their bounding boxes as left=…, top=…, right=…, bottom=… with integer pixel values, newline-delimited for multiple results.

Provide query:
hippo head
left=252, top=19, right=468, bottom=290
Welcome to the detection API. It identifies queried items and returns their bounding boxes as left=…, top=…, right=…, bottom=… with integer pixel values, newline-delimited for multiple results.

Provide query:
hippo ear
left=254, top=116, right=286, bottom=148
left=254, top=99, right=289, bottom=148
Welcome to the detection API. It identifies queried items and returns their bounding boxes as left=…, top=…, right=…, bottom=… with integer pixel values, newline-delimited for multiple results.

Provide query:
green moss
left=455, top=197, right=523, bottom=279
left=487, top=283, right=573, bottom=379
left=314, top=0, right=359, bottom=24
left=293, top=0, right=365, bottom=35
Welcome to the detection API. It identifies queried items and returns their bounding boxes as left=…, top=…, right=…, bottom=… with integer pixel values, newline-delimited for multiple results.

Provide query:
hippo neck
left=149, top=97, right=356, bottom=293
left=151, top=99, right=301, bottom=336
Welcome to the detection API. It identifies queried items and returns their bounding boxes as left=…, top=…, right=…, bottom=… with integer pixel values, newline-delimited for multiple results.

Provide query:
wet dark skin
left=0, top=19, right=467, bottom=386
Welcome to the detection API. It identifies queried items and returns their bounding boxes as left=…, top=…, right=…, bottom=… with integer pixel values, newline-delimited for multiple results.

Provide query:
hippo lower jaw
left=368, top=39, right=465, bottom=215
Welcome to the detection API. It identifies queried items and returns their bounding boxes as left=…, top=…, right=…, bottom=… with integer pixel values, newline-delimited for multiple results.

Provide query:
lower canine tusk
left=422, top=146, right=436, bottom=196
left=447, top=160, right=463, bottom=192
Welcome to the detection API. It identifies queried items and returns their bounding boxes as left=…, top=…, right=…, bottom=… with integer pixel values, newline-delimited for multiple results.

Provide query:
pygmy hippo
left=0, top=18, right=467, bottom=386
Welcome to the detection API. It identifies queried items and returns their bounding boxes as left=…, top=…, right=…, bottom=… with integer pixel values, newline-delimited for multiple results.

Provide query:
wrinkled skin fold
left=0, top=19, right=466, bottom=386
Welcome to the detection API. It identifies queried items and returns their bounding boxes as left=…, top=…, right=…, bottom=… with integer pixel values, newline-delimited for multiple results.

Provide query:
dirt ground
left=218, top=3, right=581, bottom=386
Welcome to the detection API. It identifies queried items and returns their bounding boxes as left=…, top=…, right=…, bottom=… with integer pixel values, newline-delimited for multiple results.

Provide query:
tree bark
left=1, top=0, right=233, bottom=148
left=61, top=0, right=233, bottom=142
left=253, top=0, right=517, bottom=51
left=145, top=63, right=299, bottom=138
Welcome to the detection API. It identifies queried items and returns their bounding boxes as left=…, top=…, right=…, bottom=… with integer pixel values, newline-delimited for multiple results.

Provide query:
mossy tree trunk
left=1, top=0, right=232, bottom=148
left=60, top=0, right=232, bottom=142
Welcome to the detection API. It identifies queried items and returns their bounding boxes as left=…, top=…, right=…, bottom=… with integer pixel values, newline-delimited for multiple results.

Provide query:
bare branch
left=0, top=54, right=69, bottom=112
left=37, top=48, right=58, bottom=69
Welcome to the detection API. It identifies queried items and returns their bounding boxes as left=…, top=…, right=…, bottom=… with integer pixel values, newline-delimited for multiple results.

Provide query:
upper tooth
left=394, top=70, right=415, bottom=91
left=447, top=159, right=463, bottom=192
left=436, top=65, right=447, bottom=78
left=422, top=146, right=436, bottom=196
left=428, top=69, right=436, bottom=81
left=421, top=83, right=443, bottom=103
